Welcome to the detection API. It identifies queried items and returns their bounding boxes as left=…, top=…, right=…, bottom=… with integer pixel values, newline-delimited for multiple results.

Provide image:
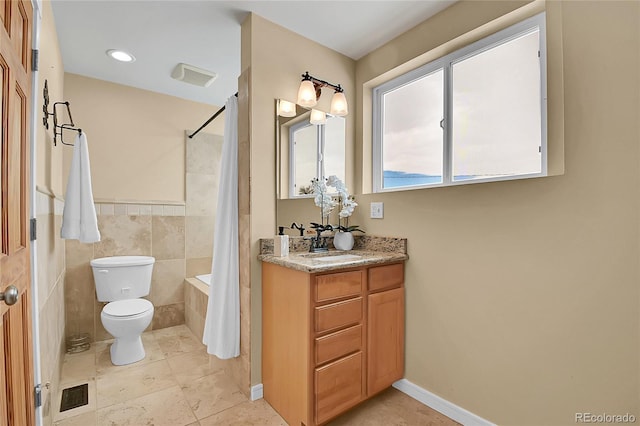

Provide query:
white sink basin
left=312, top=254, right=361, bottom=262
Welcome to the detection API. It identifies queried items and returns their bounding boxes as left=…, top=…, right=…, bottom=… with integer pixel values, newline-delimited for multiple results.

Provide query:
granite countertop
left=258, top=250, right=408, bottom=273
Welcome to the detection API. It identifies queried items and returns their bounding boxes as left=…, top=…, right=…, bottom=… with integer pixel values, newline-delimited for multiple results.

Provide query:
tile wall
left=185, top=131, right=222, bottom=277
left=64, top=202, right=187, bottom=342
left=36, top=190, right=66, bottom=426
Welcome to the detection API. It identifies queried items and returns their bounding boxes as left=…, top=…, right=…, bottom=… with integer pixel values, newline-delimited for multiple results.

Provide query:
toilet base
left=110, top=335, right=146, bottom=365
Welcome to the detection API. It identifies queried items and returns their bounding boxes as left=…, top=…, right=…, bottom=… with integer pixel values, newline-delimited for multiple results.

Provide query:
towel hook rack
left=42, top=79, right=82, bottom=146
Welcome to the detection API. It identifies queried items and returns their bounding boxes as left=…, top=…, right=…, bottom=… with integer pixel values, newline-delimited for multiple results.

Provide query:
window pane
left=292, top=124, right=317, bottom=195
left=382, top=69, right=444, bottom=189
left=452, top=29, right=541, bottom=181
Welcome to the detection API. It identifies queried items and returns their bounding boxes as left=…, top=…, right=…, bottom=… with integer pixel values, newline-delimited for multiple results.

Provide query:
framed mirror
left=276, top=99, right=346, bottom=200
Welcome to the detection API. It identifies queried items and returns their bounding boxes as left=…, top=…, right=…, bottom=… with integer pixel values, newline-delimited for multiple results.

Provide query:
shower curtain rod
left=189, top=92, right=238, bottom=139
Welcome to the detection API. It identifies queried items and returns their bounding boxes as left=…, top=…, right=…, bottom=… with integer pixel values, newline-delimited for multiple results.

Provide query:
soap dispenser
left=274, top=226, right=289, bottom=257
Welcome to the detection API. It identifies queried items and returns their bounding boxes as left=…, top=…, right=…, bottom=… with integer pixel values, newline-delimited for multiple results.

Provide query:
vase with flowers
left=329, top=175, right=364, bottom=251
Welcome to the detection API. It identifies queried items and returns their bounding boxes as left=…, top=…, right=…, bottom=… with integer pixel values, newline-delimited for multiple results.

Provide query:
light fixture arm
left=301, top=71, right=344, bottom=97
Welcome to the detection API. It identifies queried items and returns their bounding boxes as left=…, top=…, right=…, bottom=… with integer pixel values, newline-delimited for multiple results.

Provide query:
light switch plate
left=370, top=202, right=384, bottom=219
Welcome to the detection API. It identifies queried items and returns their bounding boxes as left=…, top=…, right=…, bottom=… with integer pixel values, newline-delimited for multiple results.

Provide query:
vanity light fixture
left=296, top=71, right=348, bottom=116
left=278, top=99, right=296, bottom=117
left=310, top=109, right=327, bottom=125
left=106, top=49, right=136, bottom=63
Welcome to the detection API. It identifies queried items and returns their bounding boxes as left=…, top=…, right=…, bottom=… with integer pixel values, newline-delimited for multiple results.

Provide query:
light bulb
left=278, top=99, right=296, bottom=117
left=297, top=80, right=317, bottom=108
left=330, top=91, right=348, bottom=116
left=310, top=109, right=327, bottom=125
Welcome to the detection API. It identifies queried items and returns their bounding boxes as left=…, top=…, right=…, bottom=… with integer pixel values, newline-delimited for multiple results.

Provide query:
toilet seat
left=103, top=299, right=153, bottom=318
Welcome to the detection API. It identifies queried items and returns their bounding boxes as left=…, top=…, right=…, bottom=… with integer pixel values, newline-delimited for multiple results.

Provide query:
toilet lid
left=103, top=299, right=153, bottom=317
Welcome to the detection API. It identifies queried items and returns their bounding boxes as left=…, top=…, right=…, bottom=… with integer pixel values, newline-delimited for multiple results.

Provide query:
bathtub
left=195, top=273, right=212, bottom=286
left=184, top=276, right=209, bottom=340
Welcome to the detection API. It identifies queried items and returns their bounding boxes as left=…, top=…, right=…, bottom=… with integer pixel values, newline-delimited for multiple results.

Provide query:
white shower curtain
left=203, top=95, right=239, bottom=359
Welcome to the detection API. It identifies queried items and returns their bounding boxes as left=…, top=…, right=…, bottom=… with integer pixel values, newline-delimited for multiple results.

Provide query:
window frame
left=372, top=12, right=547, bottom=193
left=289, top=119, right=324, bottom=198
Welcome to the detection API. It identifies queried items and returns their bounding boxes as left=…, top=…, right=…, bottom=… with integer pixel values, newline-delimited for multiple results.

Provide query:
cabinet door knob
left=0, top=285, right=19, bottom=306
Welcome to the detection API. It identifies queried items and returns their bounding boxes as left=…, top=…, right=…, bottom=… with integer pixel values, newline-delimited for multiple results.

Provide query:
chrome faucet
left=307, top=223, right=333, bottom=252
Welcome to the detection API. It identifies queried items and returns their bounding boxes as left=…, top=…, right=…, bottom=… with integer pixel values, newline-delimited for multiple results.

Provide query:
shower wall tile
left=94, top=300, right=112, bottom=341
left=139, top=204, right=153, bottom=216
left=36, top=213, right=51, bottom=311
left=39, top=272, right=66, bottom=426
left=152, top=205, right=164, bottom=216
left=234, top=70, right=251, bottom=397
left=65, top=209, right=188, bottom=341
left=36, top=190, right=67, bottom=426
left=114, top=204, right=127, bottom=215
left=186, top=257, right=212, bottom=277
left=163, top=205, right=184, bottom=216
left=240, top=285, right=251, bottom=358
left=185, top=306, right=205, bottom=341
left=55, top=215, right=66, bottom=277
left=186, top=173, right=217, bottom=217
left=152, top=303, right=185, bottom=330
left=185, top=216, right=215, bottom=259
left=65, top=263, right=96, bottom=342
left=94, top=215, right=152, bottom=258
left=237, top=142, right=250, bottom=217
left=185, top=131, right=221, bottom=308
left=150, top=259, right=185, bottom=306
left=100, top=203, right=114, bottom=215
left=186, top=133, right=223, bottom=175
left=127, top=204, right=140, bottom=215
left=152, top=216, right=186, bottom=260
left=65, top=239, right=94, bottom=268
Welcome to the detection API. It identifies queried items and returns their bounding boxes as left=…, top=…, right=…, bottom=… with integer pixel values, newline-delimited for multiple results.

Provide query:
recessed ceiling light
left=106, top=49, right=135, bottom=63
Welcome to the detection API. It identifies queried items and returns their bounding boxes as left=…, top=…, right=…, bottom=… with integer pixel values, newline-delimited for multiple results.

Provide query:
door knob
left=0, top=285, right=19, bottom=306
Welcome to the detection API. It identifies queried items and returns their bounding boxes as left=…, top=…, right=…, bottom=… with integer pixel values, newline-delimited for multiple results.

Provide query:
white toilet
left=90, top=256, right=155, bottom=366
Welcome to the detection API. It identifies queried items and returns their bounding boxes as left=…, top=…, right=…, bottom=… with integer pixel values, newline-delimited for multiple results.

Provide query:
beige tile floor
left=53, top=325, right=458, bottom=426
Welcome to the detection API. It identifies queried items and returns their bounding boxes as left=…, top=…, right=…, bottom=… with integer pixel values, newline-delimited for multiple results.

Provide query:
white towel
left=61, top=132, right=101, bottom=243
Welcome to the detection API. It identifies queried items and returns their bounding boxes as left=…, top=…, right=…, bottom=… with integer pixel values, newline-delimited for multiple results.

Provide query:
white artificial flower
left=311, top=178, right=337, bottom=217
left=324, top=175, right=357, bottom=218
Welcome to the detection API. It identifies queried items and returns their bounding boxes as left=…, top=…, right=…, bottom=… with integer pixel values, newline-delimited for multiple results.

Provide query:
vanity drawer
left=315, top=297, right=362, bottom=334
left=315, top=271, right=363, bottom=303
left=315, top=351, right=364, bottom=424
left=315, top=324, right=362, bottom=365
left=368, top=263, right=404, bottom=293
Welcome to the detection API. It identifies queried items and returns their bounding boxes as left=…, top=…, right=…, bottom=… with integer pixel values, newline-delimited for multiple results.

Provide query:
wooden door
left=367, top=287, right=404, bottom=396
left=0, top=0, right=33, bottom=425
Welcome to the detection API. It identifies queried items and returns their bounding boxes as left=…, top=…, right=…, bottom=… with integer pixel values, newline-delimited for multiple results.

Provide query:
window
left=289, top=115, right=346, bottom=197
left=373, top=13, right=546, bottom=192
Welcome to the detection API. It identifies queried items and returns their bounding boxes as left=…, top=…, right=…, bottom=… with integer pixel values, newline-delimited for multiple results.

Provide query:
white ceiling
left=51, top=1, right=456, bottom=107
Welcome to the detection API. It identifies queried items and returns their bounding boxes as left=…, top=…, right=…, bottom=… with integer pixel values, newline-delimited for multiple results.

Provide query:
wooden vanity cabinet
left=262, top=261, right=405, bottom=426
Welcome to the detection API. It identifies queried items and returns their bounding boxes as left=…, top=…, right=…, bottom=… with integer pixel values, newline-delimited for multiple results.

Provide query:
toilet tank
left=90, top=256, right=155, bottom=302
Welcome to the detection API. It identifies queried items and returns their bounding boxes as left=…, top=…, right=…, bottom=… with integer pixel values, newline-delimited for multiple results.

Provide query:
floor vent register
left=59, top=383, right=89, bottom=412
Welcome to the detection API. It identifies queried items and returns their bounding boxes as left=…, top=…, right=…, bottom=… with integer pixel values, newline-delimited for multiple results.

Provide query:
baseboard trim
left=250, top=383, right=263, bottom=401
left=393, top=379, right=494, bottom=426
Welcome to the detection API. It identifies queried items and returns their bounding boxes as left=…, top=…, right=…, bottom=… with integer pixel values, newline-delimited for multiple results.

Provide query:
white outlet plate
left=370, top=202, right=384, bottom=219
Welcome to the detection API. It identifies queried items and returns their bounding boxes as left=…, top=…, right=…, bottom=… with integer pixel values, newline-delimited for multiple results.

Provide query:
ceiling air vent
left=171, top=63, right=217, bottom=87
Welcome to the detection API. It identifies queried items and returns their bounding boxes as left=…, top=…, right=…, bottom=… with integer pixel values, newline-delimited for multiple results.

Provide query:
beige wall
left=347, top=1, right=638, bottom=424
left=36, top=2, right=67, bottom=425
left=242, top=14, right=356, bottom=387
left=62, top=73, right=221, bottom=203
left=268, top=0, right=639, bottom=423
left=38, top=0, right=65, bottom=196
